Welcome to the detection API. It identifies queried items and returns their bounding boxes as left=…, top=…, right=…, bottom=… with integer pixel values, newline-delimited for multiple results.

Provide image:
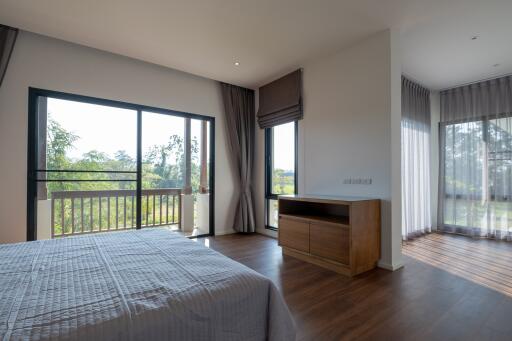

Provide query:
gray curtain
left=439, top=75, right=512, bottom=240
left=441, top=76, right=512, bottom=122
left=220, top=82, right=256, bottom=233
left=401, top=77, right=431, bottom=240
left=0, top=25, right=18, bottom=88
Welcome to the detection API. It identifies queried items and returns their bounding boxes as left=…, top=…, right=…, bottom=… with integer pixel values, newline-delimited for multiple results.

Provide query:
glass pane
left=35, top=97, right=138, bottom=240
left=268, top=199, right=279, bottom=228
left=141, top=112, right=185, bottom=233
left=443, top=117, right=512, bottom=233
left=271, top=122, right=295, bottom=195
left=488, top=117, right=512, bottom=200
left=443, top=120, right=484, bottom=228
left=141, top=113, right=211, bottom=236
left=487, top=117, right=512, bottom=231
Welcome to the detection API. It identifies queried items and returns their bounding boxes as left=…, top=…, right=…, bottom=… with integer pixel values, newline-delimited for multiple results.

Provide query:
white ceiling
left=0, top=0, right=511, bottom=90
left=401, top=0, right=512, bottom=90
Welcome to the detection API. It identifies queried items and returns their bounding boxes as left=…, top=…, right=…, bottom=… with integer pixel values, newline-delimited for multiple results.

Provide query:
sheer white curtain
left=401, top=77, right=431, bottom=240
left=439, top=76, right=512, bottom=240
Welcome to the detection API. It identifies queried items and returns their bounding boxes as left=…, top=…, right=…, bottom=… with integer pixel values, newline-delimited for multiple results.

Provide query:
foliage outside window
left=265, top=121, right=297, bottom=229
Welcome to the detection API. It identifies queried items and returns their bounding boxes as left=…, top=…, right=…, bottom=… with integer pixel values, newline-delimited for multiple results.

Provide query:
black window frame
left=27, top=87, right=216, bottom=241
left=264, top=121, right=298, bottom=230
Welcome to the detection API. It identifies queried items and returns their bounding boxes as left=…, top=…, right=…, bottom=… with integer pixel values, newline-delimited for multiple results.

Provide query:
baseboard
left=377, top=260, right=404, bottom=271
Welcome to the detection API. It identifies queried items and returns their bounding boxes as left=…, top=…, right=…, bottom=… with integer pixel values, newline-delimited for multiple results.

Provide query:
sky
left=272, top=122, right=295, bottom=171
left=47, top=98, right=205, bottom=164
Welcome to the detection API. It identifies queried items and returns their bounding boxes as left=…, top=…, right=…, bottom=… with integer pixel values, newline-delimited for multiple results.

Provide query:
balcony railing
left=51, top=188, right=182, bottom=238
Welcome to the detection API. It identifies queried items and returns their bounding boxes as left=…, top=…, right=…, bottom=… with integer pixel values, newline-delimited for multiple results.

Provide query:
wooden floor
left=403, top=233, right=512, bottom=299
left=196, top=232, right=512, bottom=341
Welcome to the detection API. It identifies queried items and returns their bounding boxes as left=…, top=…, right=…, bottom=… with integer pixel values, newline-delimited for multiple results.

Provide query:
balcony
left=37, top=188, right=210, bottom=239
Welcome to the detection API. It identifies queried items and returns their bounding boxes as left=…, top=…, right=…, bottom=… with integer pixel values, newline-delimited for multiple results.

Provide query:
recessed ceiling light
left=471, top=36, right=479, bottom=40
left=234, top=61, right=240, bottom=66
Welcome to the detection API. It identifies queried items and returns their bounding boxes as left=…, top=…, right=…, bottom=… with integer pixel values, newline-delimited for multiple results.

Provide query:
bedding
left=0, top=228, right=295, bottom=340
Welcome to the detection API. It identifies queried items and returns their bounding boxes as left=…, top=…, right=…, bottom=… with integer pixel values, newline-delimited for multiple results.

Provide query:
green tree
left=47, top=117, right=78, bottom=171
left=45, top=117, right=206, bottom=233
left=144, top=134, right=200, bottom=189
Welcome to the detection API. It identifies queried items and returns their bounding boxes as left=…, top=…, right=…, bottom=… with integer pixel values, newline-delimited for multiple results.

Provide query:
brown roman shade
left=257, top=69, right=303, bottom=129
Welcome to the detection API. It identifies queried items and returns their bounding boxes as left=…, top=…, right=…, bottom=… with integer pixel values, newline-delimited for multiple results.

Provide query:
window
left=442, top=115, right=512, bottom=236
left=265, top=121, right=298, bottom=229
left=27, top=88, right=214, bottom=241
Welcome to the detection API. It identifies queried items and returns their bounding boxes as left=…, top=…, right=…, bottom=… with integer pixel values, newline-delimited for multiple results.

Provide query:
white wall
left=389, top=28, right=402, bottom=269
left=255, top=29, right=403, bottom=270
left=0, top=31, right=236, bottom=243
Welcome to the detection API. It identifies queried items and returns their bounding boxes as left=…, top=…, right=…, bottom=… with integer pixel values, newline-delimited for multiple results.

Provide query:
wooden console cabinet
left=278, top=195, right=380, bottom=276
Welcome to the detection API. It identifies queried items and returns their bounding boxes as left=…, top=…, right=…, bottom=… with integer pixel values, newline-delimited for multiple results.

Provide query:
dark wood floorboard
left=196, top=233, right=512, bottom=341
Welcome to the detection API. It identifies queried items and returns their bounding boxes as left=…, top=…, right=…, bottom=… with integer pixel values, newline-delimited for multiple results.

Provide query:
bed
left=0, top=228, right=295, bottom=340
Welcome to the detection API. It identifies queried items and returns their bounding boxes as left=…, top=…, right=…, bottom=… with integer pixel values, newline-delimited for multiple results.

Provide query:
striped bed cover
left=0, top=228, right=295, bottom=340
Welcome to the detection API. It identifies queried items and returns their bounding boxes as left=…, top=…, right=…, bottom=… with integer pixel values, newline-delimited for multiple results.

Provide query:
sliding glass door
left=28, top=88, right=214, bottom=241
left=442, top=115, right=512, bottom=239
left=141, top=112, right=211, bottom=236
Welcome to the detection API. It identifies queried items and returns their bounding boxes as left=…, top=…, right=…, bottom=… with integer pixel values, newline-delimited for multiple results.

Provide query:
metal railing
left=51, top=188, right=182, bottom=238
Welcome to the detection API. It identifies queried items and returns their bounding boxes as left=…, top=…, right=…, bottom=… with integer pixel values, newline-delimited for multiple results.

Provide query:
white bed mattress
left=0, top=229, right=295, bottom=340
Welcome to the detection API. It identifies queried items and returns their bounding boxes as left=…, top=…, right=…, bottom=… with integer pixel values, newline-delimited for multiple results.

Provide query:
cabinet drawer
left=310, top=222, right=349, bottom=264
left=278, top=217, right=310, bottom=253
